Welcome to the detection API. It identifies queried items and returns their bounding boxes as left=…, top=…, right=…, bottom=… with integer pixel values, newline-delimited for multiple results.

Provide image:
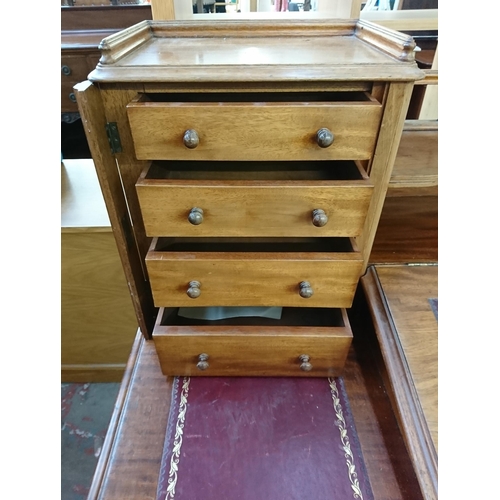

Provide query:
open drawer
left=153, top=306, right=352, bottom=377
left=126, top=91, right=382, bottom=162
left=136, top=160, right=373, bottom=238
left=145, top=237, right=363, bottom=308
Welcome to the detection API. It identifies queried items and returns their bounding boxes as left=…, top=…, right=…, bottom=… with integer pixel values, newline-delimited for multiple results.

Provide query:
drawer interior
left=159, top=306, right=345, bottom=327
left=143, top=160, right=369, bottom=181
left=150, top=236, right=358, bottom=253
left=138, top=91, right=380, bottom=104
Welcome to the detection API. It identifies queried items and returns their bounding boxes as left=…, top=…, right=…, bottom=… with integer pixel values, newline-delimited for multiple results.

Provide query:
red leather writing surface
left=157, top=377, right=373, bottom=500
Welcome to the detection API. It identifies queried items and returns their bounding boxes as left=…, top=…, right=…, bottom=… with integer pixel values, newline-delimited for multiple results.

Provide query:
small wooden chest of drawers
left=75, top=19, right=423, bottom=378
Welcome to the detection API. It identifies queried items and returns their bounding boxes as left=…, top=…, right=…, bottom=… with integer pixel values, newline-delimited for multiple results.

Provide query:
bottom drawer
left=153, top=307, right=352, bottom=377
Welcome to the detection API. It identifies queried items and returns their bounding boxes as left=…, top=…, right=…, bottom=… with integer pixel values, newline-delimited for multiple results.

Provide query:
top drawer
left=126, top=92, right=383, bottom=162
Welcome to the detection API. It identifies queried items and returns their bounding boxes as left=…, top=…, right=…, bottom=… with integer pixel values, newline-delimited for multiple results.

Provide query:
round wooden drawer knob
left=299, top=354, right=312, bottom=371
left=187, top=280, right=201, bottom=298
left=299, top=281, right=314, bottom=299
left=183, top=129, right=199, bottom=149
left=61, top=65, right=72, bottom=76
left=188, top=207, right=204, bottom=225
left=316, top=128, right=334, bottom=148
left=197, top=353, right=209, bottom=370
left=312, top=209, right=328, bottom=227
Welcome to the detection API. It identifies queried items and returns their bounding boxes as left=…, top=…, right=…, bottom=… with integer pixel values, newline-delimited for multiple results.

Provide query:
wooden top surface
left=89, top=19, right=424, bottom=83
left=375, top=264, right=438, bottom=452
left=61, top=159, right=111, bottom=232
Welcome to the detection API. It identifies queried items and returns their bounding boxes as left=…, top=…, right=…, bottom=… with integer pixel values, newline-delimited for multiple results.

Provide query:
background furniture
left=61, top=4, right=152, bottom=124
left=61, top=159, right=138, bottom=382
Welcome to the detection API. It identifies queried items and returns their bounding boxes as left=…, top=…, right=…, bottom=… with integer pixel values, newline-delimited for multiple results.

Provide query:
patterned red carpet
left=61, top=383, right=119, bottom=500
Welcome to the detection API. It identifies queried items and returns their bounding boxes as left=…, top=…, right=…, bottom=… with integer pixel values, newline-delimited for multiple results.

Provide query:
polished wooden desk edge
left=360, top=266, right=438, bottom=500
left=87, top=329, right=143, bottom=499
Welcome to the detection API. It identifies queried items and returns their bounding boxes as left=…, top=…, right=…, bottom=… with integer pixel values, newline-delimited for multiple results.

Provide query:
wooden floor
left=361, top=264, right=438, bottom=500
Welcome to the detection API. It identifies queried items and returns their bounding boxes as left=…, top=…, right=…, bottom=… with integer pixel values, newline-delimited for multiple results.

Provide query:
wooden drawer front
left=153, top=307, right=352, bottom=377
left=61, top=55, right=91, bottom=112
left=127, top=100, right=382, bottom=161
left=137, top=182, right=373, bottom=238
left=146, top=240, right=363, bottom=308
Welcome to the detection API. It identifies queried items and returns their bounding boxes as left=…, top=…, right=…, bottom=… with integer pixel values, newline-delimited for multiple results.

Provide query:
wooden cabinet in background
left=61, top=4, right=152, bottom=120
left=61, top=159, right=138, bottom=382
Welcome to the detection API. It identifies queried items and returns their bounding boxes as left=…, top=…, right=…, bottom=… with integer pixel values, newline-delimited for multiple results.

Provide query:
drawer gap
left=159, top=307, right=345, bottom=327
left=145, top=160, right=367, bottom=181
left=152, top=236, right=355, bottom=253
left=138, top=91, right=378, bottom=104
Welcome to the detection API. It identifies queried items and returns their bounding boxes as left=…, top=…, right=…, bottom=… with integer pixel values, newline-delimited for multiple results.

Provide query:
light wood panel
left=61, top=159, right=138, bottom=381
left=146, top=245, right=363, bottom=308
left=74, top=81, right=156, bottom=338
left=136, top=167, right=373, bottom=238
left=153, top=308, right=352, bottom=377
left=62, top=159, right=113, bottom=232
left=127, top=100, right=382, bottom=161
left=356, top=82, right=414, bottom=271
left=360, top=9, right=438, bottom=31
left=388, top=120, right=437, bottom=195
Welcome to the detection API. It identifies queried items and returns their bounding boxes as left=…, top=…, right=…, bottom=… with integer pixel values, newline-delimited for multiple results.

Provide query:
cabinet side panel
left=74, top=80, right=156, bottom=338
left=357, top=82, right=414, bottom=271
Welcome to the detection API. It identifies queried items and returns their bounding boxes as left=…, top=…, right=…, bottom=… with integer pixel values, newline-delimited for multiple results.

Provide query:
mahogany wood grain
left=87, top=331, right=173, bottom=500
left=146, top=241, right=363, bottom=308
left=361, top=265, right=437, bottom=500
left=74, top=80, right=156, bottom=338
left=88, top=294, right=424, bottom=500
left=61, top=5, right=152, bottom=32
left=370, top=195, right=438, bottom=264
left=153, top=308, right=352, bottom=377
left=346, top=285, right=425, bottom=500
left=136, top=164, right=373, bottom=238
left=61, top=54, right=93, bottom=112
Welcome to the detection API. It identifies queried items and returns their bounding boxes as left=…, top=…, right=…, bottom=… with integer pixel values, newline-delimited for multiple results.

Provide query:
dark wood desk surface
left=89, top=312, right=424, bottom=500
left=361, top=265, right=438, bottom=500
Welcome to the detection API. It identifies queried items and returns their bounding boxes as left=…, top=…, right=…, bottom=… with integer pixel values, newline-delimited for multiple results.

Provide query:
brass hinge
left=105, top=122, right=122, bottom=154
